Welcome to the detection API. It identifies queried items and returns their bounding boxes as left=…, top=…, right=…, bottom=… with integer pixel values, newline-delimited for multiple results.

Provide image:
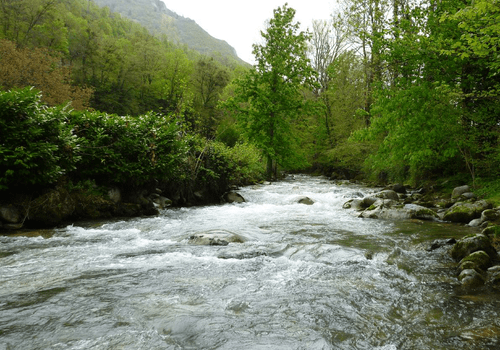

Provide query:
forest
left=1, top=0, right=499, bottom=206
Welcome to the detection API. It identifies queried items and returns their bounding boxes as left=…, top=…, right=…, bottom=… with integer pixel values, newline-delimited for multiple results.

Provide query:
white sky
left=161, top=0, right=337, bottom=64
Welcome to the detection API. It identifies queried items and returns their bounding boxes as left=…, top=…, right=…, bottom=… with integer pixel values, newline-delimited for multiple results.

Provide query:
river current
left=1, top=175, right=500, bottom=349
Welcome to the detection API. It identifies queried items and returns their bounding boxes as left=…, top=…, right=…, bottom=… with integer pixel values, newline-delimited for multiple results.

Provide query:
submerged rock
left=297, top=196, right=314, bottom=205
left=188, top=230, right=245, bottom=246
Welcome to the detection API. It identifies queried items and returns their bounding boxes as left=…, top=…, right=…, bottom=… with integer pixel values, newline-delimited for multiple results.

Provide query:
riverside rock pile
left=343, top=183, right=500, bottom=290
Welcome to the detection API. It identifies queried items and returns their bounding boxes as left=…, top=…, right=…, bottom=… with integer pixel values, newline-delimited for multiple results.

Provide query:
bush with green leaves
left=0, top=87, right=78, bottom=190
left=68, top=110, right=187, bottom=187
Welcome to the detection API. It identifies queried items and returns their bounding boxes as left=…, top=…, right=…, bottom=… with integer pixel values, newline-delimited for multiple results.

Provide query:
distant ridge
left=92, top=0, right=245, bottom=63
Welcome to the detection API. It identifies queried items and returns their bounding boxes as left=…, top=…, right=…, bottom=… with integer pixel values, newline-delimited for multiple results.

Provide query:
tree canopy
left=225, top=3, right=318, bottom=179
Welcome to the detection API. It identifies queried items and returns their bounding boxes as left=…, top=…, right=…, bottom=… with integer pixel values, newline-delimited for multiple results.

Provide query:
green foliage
left=344, top=0, right=500, bottom=184
left=0, top=87, right=78, bottom=190
left=224, top=4, right=318, bottom=178
left=353, top=83, right=464, bottom=181
left=69, top=110, right=187, bottom=187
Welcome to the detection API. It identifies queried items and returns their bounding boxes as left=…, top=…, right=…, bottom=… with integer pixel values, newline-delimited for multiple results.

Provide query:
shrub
left=0, top=87, right=78, bottom=190
left=68, top=110, right=187, bottom=187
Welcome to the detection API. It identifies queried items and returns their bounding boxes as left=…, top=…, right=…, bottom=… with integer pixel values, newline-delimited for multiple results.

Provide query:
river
left=1, top=175, right=499, bottom=349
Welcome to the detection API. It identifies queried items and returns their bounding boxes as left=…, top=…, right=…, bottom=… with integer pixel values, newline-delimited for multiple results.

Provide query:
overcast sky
left=161, top=0, right=337, bottom=64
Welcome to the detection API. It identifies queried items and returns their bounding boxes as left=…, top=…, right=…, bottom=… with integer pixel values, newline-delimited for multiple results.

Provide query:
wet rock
left=468, top=218, right=484, bottom=227
left=481, top=209, right=500, bottom=222
left=297, top=196, right=314, bottom=205
left=458, top=268, right=485, bottom=288
left=362, top=196, right=377, bottom=207
left=450, top=233, right=497, bottom=261
left=188, top=230, right=245, bottom=246
left=427, top=238, right=456, bottom=251
left=443, top=200, right=491, bottom=223
left=151, top=195, right=172, bottom=209
left=223, top=191, right=245, bottom=203
left=373, top=190, right=400, bottom=201
left=342, top=199, right=365, bottom=211
left=391, top=184, right=407, bottom=194
left=458, top=251, right=492, bottom=273
left=451, top=185, right=471, bottom=200
left=482, top=225, right=500, bottom=237
left=404, top=204, right=439, bottom=221
left=487, top=266, right=500, bottom=287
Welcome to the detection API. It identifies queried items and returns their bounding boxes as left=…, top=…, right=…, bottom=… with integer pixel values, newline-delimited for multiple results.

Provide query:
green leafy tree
left=225, top=4, right=317, bottom=179
left=192, top=57, right=230, bottom=138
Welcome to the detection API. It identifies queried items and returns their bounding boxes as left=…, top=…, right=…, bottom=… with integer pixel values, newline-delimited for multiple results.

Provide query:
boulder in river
left=188, top=230, right=246, bottom=246
left=297, top=196, right=314, bottom=205
left=442, top=200, right=491, bottom=223
left=450, top=233, right=497, bottom=261
left=458, top=268, right=486, bottom=288
left=458, top=250, right=492, bottom=273
left=223, top=192, right=245, bottom=203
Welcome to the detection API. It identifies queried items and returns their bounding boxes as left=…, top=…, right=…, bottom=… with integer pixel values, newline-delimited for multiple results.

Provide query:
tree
left=0, top=39, right=92, bottom=109
left=225, top=4, right=317, bottom=179
left=309, top=15, right=350, bottom=136
left=192, top=57, right=230, bottom=138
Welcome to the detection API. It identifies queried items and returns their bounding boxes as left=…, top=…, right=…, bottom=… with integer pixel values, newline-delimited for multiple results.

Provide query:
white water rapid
left=1, top=175, right=499, bottom=349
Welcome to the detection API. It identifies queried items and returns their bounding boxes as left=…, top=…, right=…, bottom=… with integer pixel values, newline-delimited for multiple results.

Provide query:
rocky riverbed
left=342, top=183, right=500, bottom=290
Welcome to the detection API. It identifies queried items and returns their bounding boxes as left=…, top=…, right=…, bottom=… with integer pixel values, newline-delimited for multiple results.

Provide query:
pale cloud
left=162, top=0, right=336, bottom=64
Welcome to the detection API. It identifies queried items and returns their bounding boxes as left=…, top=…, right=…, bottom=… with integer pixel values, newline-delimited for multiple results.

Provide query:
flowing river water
left=1, top=175, right=500, bottom=349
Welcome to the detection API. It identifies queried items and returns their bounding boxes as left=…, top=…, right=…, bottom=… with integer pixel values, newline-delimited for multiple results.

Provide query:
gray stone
left=458, top=268, right=485, bottom=288
left=0, top=206, right=21, bottom=223
left=152, top=196, right=172, bottom=209
left=362, top=196, right=377, bottom=207
left=342, top=199, right=365, bottom=211
left=373, top=190, right=400, bottom=201
left=451, top=233, right=497, bottom=261
left=108, top=187, right=121, bottom=203
left=452, top=185, right=471, bottom=200
left=468, top=218, right=484, bottom=227
left=188, top=230, right=245, bottom=246
left=481, top=209, right=500, bottom=222
left=458, top=250, right=492, bottom=273
left=224, top=191, right=245, bottom=203
left=297, top=196, right=314, bottom=205
left=461, top=192, right=477, bottom=200
left=443, top=200, right=492, bottom=223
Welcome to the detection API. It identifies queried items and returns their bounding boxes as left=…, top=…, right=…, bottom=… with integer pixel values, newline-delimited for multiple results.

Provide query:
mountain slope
left=92, top=0, right=243, bottom=62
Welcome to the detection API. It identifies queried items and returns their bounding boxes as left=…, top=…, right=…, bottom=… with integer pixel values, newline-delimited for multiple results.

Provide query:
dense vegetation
left=1, top=0, right=499, bottom=211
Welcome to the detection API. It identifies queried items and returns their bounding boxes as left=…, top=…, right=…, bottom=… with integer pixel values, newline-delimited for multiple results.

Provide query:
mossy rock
left=458, top=251, right=492, bottom=273
left=450, top=234, right=497, bottom=261
left=481, top=209, right=500, bottom=222
left=443, top=200, right=491, bottom=223
left=458, top=268, right=486, bottom=288
left=482, top=225, right=500, bottom=238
